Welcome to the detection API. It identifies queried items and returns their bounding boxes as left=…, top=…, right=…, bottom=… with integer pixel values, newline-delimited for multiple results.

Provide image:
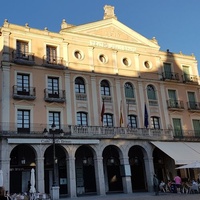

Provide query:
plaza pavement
left=61, top=192, right=200, bottom=200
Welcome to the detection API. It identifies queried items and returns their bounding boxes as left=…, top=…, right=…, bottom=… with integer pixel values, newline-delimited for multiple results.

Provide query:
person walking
left=153, top=174, right=159, bottom=195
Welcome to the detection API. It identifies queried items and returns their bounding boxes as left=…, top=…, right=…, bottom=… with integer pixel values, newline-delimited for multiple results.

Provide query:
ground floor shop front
left=1, top=138, right=200, bottom=198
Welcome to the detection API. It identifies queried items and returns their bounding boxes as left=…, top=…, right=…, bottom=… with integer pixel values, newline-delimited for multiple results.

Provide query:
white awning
left=151, top=141, right=200, bottom=165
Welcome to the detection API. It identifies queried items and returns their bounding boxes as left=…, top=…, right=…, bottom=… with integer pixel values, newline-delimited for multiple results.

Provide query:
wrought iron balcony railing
left=167, top=99, right=184, bottom=110
left=187, top=101, right=200, bottom=111
left=43, top=56, right=66, bottom=69
left=12, top=50, right=35, bottom=65
left=44, top=89, right=65, bottom=103
left=162, top=72, right=179, bottom=81
left=13, top=85, right=36, bottom=100
left=182, top=74, right=198, bottom=84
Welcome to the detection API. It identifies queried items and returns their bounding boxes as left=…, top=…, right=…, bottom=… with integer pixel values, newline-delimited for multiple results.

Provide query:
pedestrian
left=174, top=175, right=181, bottom=193
left=153, top=174, right=159, bottom=195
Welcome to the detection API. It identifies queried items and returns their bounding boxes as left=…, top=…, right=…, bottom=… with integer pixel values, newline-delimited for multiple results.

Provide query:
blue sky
left=1, top=0, right=200, bottom=70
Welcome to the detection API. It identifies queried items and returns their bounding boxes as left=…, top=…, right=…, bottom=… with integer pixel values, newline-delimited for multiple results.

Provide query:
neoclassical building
left=0, top=5, right=200, bottom=198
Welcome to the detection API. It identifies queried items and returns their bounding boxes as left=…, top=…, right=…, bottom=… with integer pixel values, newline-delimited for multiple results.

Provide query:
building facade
left=0, top=5, right=200, bottom=198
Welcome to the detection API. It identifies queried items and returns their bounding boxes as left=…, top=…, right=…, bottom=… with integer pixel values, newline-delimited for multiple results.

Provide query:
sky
left=1, top=0, right=200, bottom=70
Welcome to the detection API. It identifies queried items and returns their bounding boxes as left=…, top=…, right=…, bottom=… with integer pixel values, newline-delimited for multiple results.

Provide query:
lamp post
left=51, top=123, right=56, bottom=186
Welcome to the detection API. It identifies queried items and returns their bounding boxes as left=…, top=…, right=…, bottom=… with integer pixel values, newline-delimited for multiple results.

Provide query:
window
left=49, top=111, right=60, bottom=130
left=48, top=77, right=59, bottom=98
left=17, top=109, right=30, bottom=133
left=128, top=115, right=137, bottom=128
left=75, top=77, right=85, bottom=93
left=163, top=63, right=172, bottom=79
left=77, top=112, right=88, bottom=126
left=99, top=54, right=107, bottom=63
left=168, top=90, right=177, bottom=108
left=124, top=82, right=134, bottom=98
left=172, top=118, right=182, bottom=137
left=17, top=73, right=30, bottom=95
left=74, top=51, right=83, bottom=60
left=151, top=116, right=160, bottom=129
left=144, top=61, right=151, bottom=69
left=46, top=45, right=57, bottom=64
left=147, top=85, right=156, bottom=100
left=122, top=58, right=130, bottom=66
left=17, top=40, right=28, bottom=58
left=182, top=65, right=190, bottom=81
left=188, top=92, right=196, bottom=109
left=101, top=80, right=110, bottom=96
left=193, top=120, right=200, bottom=136
left=103, top=113, right=113, bottom=127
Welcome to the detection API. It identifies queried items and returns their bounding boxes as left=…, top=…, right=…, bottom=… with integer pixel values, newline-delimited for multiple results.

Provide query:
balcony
left=1, top=123, right=200, bottom=142
left=43, top=56, right=66, bottom=69
left=187, top=101, right=200, bottom=111
left=12, top=51, right=35, bottom=65
left=182, top=74, right=199, bottom=85
left=13, top=85, right=36, bottom=100
left=167, top=99, right=184, bottom=111
left=44, top=89, right=65, bottom=103
left=76, top=93, right=87, bottom=101
left=161, top=72, right=180, bottom=81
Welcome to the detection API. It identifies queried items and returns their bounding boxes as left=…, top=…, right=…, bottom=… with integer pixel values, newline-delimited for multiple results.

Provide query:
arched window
left=128, top=115, right=137, bottom=128
left=147, top=85, right=156, bottom=100
left=75, top=77, right=85, bottom=94
left=124, top=82, right=134, bottom=98
left=101, top=80, right=110, bottom=96
left=77, top=112, right=88, bottom=126
left=151, top=116, right=160, bottom=129
left=103, top=113, right=113, bottom=127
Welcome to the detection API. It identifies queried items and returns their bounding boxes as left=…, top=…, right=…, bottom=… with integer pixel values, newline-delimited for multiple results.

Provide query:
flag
left=101, top=100, right=105, bottom=122
left=120, top=100, right=123, bottom=127
left=144, top=104, right=149, bottom=128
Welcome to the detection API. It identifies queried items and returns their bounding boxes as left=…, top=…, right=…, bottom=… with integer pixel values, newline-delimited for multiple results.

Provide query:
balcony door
left=48, top=77, right=59, bottom=98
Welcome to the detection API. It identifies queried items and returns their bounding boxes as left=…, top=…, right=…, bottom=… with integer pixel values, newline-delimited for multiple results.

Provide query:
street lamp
left=51, top=123, right=56, bottom=186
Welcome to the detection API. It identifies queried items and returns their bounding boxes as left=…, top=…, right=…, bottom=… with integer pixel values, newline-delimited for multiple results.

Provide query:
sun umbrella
left=0, top=170, right=3, bottom=187
left=29, top=168, right=36, bottom=193
left=176, top=161, right=200, bottom=169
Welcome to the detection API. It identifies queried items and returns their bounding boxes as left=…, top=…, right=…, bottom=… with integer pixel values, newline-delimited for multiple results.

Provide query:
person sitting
left=159, top=180, right=166, bottom=192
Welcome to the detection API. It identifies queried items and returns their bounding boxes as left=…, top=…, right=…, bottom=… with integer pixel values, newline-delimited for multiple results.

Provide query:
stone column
left=144, top=156, right=154, bottom=192
left=67, top=155, right=77, bottom=197
left=120, top=156, right=132, bottom=193
left=94, top=156, right=106, bottom=196
left=36, top=157, right=45, bottom=193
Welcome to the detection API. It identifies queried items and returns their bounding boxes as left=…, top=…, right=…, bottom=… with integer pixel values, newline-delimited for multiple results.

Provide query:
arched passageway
left=129, top=145, right=147, bottom=192
left=103, top=145, right=123, bottom=193
left=44, top=144, right=67, bottom=195
left=75, top=145, right=96, bottom=195
left=10, top=144, right=36, bottom=193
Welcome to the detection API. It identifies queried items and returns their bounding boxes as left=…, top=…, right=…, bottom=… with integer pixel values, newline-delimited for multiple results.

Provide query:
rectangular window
left=17, top=109, right=30, bottom=133
left=16, top=40, right=28, bottom=58
left=128, top=115, right=137, bottom=128
left=183, top=65, right=190, bottom=81
left=168, top=90, right=177, bottom=108
left=48, top=77, right=59, bottom=98
left=77, top=112, right=88, bottom=126
left=46, top=45, right=57, bottom=64
left=188, top=92, right=196, bottom=109
left=172, top=118, right=182, bottom=137
left=151, top=117, right=160, bottom=129
left=193, top=120, right=200, bottom=136
left=17, top=73, right=30, bottom=95
left=163, top=63, right=172, bottom=79
left=49, top=111, right=60, bottom=130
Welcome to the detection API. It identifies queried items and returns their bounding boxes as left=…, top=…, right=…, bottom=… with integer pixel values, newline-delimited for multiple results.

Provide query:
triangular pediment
left=61, top=18, right=160, bottom=49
